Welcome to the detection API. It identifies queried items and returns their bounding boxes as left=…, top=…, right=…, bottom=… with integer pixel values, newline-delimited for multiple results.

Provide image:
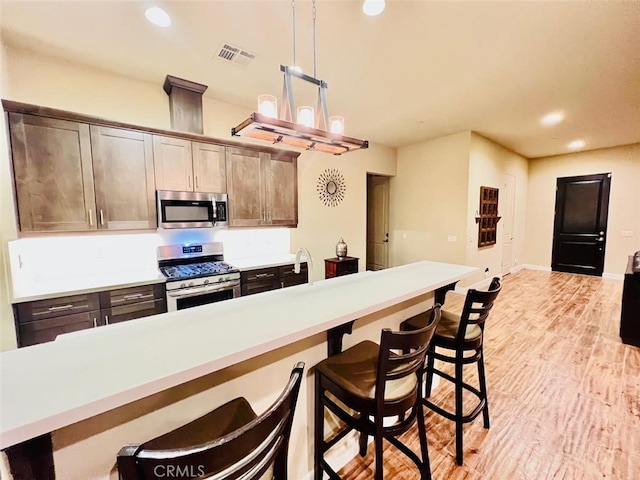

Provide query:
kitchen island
left=0, top=260, right=477, bottom=479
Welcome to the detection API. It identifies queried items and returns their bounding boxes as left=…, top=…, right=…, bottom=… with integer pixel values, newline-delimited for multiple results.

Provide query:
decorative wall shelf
left=476, top=186, right=501, bottom=247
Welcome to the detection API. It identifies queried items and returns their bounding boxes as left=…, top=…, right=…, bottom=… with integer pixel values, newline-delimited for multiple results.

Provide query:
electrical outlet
left=622, top=231, right=634, bottom=237
left=402, top=232, right=407, bottom=239
left=447, top=235, right=457, bottom=243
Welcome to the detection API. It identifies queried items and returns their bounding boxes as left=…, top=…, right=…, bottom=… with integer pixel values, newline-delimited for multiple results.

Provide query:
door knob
left=597, top=237, right=604, bottom=242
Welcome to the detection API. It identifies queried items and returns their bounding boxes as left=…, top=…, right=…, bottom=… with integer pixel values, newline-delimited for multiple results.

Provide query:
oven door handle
left=167, top=282, right=239, bottom=299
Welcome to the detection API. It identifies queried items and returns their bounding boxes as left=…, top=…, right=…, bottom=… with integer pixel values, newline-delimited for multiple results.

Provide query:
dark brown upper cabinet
left=90, top=126, right=156, bottom=230
left=9, top=113, right=97, bottom=232
left=153, top=135, right=226, bottom=193
left=226, top=148, right=297, bottom=227
left=4, top=100, right=298, bottom=233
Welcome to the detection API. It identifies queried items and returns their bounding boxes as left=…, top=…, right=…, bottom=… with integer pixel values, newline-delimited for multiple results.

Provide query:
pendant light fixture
left=232, top=0, right=368, bottom=155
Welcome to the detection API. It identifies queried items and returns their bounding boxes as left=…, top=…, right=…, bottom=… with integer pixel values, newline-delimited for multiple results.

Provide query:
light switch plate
left=447, top=235, right=457, bottom=243
left=622, top=231, right=634, bottom=237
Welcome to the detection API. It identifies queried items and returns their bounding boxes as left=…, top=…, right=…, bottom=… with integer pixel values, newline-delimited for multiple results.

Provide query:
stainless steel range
left=158, top=242, right=240, bottom=312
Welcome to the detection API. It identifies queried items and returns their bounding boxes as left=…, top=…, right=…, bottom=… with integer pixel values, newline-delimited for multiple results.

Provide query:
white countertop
left=10, top=255, right=308, bottom=304
left=227, top=254, right=305, bottom=271
left=10, top=270, right=166, bottom=304
left=0, top=261, right=477, bottom=449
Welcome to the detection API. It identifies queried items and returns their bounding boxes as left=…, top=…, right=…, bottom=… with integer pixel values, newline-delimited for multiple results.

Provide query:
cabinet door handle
left=88, top=209, right=93, bottom=226
left=255, top=273, right=273, bottom=278
left=93, top=317, right=97, bottom=328
left=48, top=304, right=74, bottom=312
left=124, top=293, right=144, bottom=300
left=105, top=315, right=109, bottom=325
left=195, top=176, right=199, bottom=189
left=188, top=175, right=192, bottom=188
left=99, top=209, right=105, bottom=226
left=262, top=210, right=265, bottom=222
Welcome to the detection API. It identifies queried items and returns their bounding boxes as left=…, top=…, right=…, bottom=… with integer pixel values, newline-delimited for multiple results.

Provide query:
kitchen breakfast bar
left=0, top=261, right=477, bottom=479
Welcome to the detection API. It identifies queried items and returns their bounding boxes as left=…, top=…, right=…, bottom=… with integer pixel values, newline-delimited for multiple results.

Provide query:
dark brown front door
left=552, top=173, right=611, bottom=276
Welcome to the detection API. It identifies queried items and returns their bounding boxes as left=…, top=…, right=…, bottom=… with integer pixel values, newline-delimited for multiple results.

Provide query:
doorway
left=501, top=174, right=516, bottom=275
left=366, top=174, right=390, bottom=271
left=552, top=173, right=611, bottom=276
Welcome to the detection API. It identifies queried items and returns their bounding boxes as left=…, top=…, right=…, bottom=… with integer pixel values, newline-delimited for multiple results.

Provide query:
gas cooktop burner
left=160, top=261, right=238, bottom=280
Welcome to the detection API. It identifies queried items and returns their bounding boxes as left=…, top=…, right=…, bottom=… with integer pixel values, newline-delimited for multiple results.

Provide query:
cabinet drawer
left=241, top=278, right=280, bottom=296
left=18, top=310, right=101, bottom=347
left=241, top=267, right=279, bottom=283
left=16, top=293, right=101, bottom=323
left=104, top=298, right=167, bottom=325
left=100, top=284, right=164, bottom=309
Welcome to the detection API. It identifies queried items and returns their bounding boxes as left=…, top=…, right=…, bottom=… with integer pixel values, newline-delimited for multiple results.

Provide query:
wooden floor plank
left=336, top=269, right=639, bottom=479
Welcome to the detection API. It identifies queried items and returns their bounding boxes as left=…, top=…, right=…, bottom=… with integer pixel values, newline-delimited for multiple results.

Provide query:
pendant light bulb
left=297, top=106, right=314, bottom=128
left=362, top=0, right=385, bottom=16
left=257, top=94, right=278, bottom=119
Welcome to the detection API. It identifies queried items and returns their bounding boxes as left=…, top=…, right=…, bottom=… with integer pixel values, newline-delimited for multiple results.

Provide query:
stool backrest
left=118, top=362, right=305, bottom=480
left=456, top=277, right=502, bottom=343
left=376, top=304, right=441, bottom=417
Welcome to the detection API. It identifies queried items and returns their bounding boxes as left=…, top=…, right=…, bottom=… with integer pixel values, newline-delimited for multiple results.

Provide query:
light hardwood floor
left=338, top=269, right=640, bottom=479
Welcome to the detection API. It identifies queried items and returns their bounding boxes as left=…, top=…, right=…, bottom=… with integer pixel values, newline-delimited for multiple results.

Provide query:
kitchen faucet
left=294, top=247, right=314, bottom=286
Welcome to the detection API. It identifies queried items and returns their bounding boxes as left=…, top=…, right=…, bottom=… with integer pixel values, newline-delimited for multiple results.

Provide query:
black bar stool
left=400, top=277, right=502, bottom=465
left=117, top=362, right=304, bottom=480
left=314, top=305, right=441, bottom=480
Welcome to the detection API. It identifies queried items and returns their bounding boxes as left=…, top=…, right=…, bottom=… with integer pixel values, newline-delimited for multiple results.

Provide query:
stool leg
left=374, top=417, right=384, bottom=480
left=416, top=403, right=432, bottom=480
left=455, top=352, right=464, bottom=466
left=477, top=346, right=490, bottom=429
left=424, top=346, right=436, bottom=398
left=314, top=373, right=324, bottom=480
left=359, top=431, right=368, bottom=457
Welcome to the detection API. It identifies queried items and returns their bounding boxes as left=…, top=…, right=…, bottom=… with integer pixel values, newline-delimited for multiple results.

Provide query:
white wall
left=525, top=143, right=640, bottom=274
left=465, top=133, right=528, bottom=285
left=390, top=131, right=471, bottom=267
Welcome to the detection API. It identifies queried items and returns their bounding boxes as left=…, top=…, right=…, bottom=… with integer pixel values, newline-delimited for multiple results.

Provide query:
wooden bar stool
left=117, top=362, right=304, bottom=480
left=314, top=305, right=441, bottom=480
left=400, top=278, right=501, bottom=465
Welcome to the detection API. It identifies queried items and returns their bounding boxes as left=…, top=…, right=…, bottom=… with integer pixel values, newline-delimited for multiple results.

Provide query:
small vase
left=336, top=238, right=348, bottom=258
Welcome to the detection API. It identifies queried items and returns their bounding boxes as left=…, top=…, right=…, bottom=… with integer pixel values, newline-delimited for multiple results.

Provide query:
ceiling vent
left=215, top=42, right=256, bottom=67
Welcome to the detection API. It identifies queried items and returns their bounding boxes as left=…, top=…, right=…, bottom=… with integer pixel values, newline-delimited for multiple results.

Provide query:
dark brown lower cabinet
left=14, top=283, right=166, bottom=347
left=241, top=263, right=308, bottom=296
left=280, top=263, right=308, bottom=288
left=99, top=284, right=166, bottom=325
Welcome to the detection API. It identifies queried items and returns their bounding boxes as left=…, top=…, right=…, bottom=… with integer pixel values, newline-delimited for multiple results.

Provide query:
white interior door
left=501, top=174, right=516, bottom=275
left=366, top=175, right=389, bottom=271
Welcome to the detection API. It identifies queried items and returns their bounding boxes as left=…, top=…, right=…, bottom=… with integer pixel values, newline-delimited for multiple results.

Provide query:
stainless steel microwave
left=157, top=190, right=228, bottom=229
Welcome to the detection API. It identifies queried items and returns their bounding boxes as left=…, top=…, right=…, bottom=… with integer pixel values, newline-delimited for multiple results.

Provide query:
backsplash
left=7, top=228, right=291, bottom=295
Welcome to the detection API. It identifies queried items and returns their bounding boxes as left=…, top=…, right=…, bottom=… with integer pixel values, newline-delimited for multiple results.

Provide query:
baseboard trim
left=510, top=264, right=526, bottom=274
left=523, top=264, right=552, bottom=272
left=603, top=272, right=624, bottom=280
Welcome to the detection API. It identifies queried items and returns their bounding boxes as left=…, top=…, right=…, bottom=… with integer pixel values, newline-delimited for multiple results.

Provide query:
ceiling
left=1, top=0, right=639, bottom=158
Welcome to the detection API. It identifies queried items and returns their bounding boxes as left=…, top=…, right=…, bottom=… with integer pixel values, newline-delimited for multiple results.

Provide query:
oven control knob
left=218, top=277, right=224, bottom=282
left=189, top=281, right=194, bottom=287
left=204, top=279, right=209, bottom=285
left=180, top=283, right=186, bottom=288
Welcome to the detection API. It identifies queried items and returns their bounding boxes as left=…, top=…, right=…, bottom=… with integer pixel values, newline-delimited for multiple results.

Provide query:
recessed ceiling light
left=362, top=0, right=386, bottom=16
left=145, top=6, right=171, bottom=27
left=567, top=139, right=586, bottom=150
left=541, top=111, right=564, bottom=126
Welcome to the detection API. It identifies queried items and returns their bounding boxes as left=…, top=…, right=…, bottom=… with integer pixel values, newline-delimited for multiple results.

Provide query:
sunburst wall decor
left=317, top=168, right=346, bottom=207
